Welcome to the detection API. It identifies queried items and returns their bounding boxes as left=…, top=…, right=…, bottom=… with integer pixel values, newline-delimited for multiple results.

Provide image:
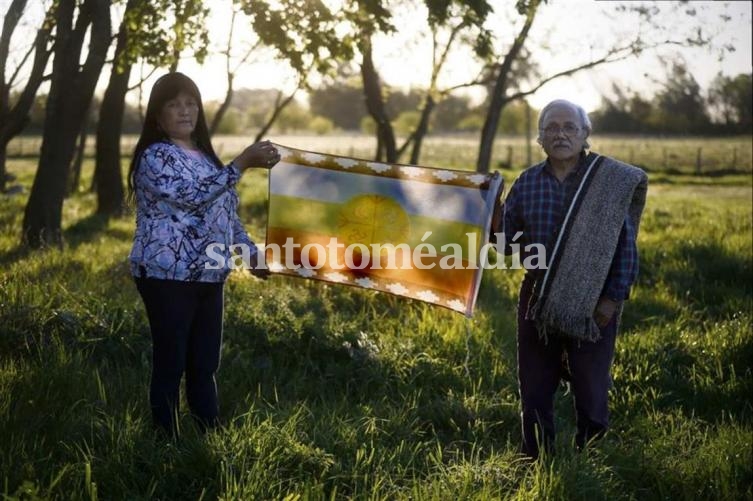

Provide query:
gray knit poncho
left=527, top=154, right=648, bottom=341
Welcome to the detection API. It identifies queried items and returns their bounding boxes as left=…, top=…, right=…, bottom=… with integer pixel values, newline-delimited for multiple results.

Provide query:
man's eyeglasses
left=541, top=124, right=580, bottom=137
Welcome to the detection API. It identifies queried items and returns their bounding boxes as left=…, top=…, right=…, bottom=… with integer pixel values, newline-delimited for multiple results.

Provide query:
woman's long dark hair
left=127, top=72, right=223, bottom=203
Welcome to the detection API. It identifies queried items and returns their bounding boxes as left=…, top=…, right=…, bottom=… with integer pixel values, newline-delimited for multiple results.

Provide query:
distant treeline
left=16, top=66, right=750, bottom=138
left=592, top=66, right=752, bottom=136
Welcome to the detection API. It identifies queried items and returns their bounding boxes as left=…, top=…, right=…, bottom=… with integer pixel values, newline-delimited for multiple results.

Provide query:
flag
left=263, top=144, right=503, bottom=316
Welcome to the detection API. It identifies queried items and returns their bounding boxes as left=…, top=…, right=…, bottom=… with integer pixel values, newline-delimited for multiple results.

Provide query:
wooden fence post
left=663, top=148, right=668, bottom=170
left=695, top=147, right=702, bottom=175
left=506, top=145, right=513, bottom=168
left=525, top=101, right=532, bottom=167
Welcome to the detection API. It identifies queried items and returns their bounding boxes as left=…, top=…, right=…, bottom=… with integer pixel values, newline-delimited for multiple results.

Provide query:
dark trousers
left=517, top=279, right=618, bottom=458
left=135, top=275, right=224, bottom=434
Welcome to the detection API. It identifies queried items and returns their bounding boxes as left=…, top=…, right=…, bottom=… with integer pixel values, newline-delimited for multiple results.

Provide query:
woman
left=127, top=72, right=279, bottom=435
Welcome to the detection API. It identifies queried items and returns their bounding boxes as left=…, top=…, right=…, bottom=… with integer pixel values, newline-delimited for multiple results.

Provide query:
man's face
left=539, top=104, right=588, bottom=162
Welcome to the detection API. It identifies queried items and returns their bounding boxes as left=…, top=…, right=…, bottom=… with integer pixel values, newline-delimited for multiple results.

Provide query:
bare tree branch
left=7, top=38, right=35, bottom=88
left=1, top=0, right=27, bottom=88
left=507, top=38, right=693, bottom=102
left=254, top=86, right=300, bottom=143
left=431, top=19, right=466, bottom=90
left=127, top=65, right=158, bottom=91
left=476, top=0, right=541, bottom=173
left=210, top=5, right=264, bottom=136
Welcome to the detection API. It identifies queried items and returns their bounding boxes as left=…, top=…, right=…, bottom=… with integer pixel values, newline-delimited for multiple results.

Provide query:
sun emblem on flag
left=337, top=195, right=411, bottom=270
left=337, top=195, right=410, bottom=245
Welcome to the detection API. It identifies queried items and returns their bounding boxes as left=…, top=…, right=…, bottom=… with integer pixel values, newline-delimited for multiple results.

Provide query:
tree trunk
left=93, top=0, right=136, bottom=216
left=22, top=0, right=111, bottom=248
left=475, top=0, right=539, bottom=173
left=360, top=35, right=396, bottom=163
left=0, top=0, right=52, bottom=192
left=0, top=144, right=7, bottom=192
left=254, top=90, right=296, bottom=143
left=0, top=0, right=25, bottom=193
left=169, top=47, right=179, bottom=72
left=210, top=75, right=233, bottom=137
left=0, top=134, right=10, bottom=193
left=169, top=28, right=182, bottom=74
left=409, top=95, right=435, bottom=165
left=476, top=89, right=509, bottom=174
left=93, top=62, right=129, bottom=215
left=375, top=134, right=383, bottom=162
left=24, top=122, right=81, bottom=247
left=67, top=120, right=89, bottom=196
left=525, top=100, right=532, bottom=167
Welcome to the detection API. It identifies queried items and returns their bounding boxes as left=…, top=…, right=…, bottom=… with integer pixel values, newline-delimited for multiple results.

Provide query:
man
left=491, top=99, right=648, bottom=459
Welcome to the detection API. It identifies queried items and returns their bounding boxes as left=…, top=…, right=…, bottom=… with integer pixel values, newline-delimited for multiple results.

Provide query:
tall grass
left=0, top=154, right=751, bottom=499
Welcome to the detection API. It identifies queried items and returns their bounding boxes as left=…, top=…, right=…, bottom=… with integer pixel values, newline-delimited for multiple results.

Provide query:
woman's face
left=158, top=91, right=199, bottom=144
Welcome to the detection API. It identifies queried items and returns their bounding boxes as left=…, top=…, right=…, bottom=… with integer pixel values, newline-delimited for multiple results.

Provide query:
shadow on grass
left=216, top=279, right=517, bottom=444
left=621, top=293, right=678, bottom=327
left=237, top=199, right=269, bottom=230
left=63, top=212, right=133, bottom=249
left=664, top=241, right=752, bottom=315
left=0, top=244, right=32, bottom=266
left=0, top=213, right=132, bottom=266
left=639, top=238, right=751, bottom=317
left=615, top=320, right=753, bottom=425
left=0, top=324, right=227, bottom=500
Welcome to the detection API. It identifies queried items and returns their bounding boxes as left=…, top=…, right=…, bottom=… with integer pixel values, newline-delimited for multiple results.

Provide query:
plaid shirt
left=499, top=154, right=638, bottom=301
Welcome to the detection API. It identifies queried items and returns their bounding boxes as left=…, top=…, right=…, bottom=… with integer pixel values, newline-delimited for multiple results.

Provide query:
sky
left=2, top=0, right=752, bottom=113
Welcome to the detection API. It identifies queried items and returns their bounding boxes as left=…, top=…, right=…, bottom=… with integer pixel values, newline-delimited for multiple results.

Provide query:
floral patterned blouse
left=129, top=141, right=255, bottom=282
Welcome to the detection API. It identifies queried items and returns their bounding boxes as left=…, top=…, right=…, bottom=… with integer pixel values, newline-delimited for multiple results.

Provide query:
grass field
left=0, top=137, right=751, bottom=499
left=7, top=134, right=753, bottom=175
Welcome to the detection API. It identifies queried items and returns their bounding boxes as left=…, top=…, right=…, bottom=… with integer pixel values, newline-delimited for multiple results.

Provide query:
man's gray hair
left=537, top=99, right=592, bottom=149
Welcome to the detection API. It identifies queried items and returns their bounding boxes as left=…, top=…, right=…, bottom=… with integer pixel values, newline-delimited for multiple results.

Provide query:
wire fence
left=6, top=133, right=752, bottom=175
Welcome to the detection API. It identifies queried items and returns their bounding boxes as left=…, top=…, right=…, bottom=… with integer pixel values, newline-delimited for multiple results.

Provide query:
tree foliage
left=228, top=0, right=357, bottom=141
left=653, top=62, right=709, bottom=134
left=309, top=81, right=367, bottom=130
left=239, top=0, right=354, bottom=83
left=431, top=94, right=472, bottom=132
left=167, top=0, right=211, bottom=70
left=708, top=72, right=753, bottom=133
left=592, top=66, right=751, bottom=136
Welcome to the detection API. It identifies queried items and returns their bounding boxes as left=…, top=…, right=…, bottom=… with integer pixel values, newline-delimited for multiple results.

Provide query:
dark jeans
left=517, top=278, right=618, bottom=459
left=135, top=275, right=224, bottom=434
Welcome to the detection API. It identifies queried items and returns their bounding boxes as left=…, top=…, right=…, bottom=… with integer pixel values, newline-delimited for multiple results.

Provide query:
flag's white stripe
left=271, top=162, right=491, bottom=226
